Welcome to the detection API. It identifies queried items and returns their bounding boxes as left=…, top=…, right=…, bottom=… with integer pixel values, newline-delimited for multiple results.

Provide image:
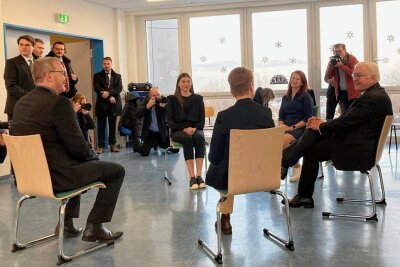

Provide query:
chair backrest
left=3, top=134, right=56, bottom=198
left=375, top=115, right=394, bottom=164
left=227, top=126, right=285, bottom=195
left=204, top=106, right=215, bottom=126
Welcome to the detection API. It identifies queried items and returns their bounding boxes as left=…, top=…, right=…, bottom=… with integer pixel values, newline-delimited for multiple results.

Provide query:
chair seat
left=217, top=189, right=228, bottom=196
left=171, top=141, right=183, bottom=149
left=54, top=182, right=106, bottom=200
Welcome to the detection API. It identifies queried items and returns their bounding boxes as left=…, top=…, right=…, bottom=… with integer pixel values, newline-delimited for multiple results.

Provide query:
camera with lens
left=155, top=96, right=167, bottom=105
left=81, top=103, right=92, bottom=112
left=127, top=82, right=152, bottom=92
left=330, top=54, right=341, bottom=65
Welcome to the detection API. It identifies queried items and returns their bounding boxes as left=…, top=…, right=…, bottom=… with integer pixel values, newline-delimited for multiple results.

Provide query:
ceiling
left=83, top=0, right=266, bottom=11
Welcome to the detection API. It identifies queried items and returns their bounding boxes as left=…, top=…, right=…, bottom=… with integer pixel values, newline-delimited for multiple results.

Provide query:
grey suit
left=12, top=87, right=125, bottom=222
left=206, top=98, right=275, bottom=190
left=3, top=55, right=35, bottom=118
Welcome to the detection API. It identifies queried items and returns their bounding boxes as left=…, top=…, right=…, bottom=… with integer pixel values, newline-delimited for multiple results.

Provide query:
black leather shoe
left=215, top=214, right=232, bottom=235
left=55, top=218, right=83, bottom=237
left=281, top=194, right=314, bottom=208
left=281, top=167, right=288, bottom=180
left=82, top=222, right=123, bottom=242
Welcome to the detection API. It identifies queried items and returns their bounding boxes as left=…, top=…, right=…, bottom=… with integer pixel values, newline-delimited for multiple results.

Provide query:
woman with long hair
left=167, top=73, right=206, bottom=190
left=279, top=70, right=313, bottom=182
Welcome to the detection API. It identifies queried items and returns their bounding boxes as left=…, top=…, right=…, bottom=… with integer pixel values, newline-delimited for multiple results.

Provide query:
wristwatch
left=292, top=125, right=296, bottom=130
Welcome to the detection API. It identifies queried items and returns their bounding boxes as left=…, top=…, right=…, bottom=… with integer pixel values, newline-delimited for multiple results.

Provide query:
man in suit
left=282, top=61, right=393, bottom=208
left=33, top=38, right=45, bottom=59
left=12, top=57, right=124, bottom=242
left=3, top=35, right=36, bottom=120
left=136, top=87, right=178, bottom=156
left=46, top=41, right=78, bottom=98
left=206, top=67, right=275, bottom=235
left=93, top=57, right=123, bottom=154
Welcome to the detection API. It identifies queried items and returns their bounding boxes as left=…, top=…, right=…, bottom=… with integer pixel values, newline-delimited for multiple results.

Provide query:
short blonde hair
left=228, top=67, right=253, bottom=96
left=31, top=57, right=60, bottom=84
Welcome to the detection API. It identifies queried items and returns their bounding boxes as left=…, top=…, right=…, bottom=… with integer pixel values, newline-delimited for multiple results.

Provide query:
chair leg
left=264, top=191, right=295, bottom=250
left=335, top=165, right=386, bottom=205
left=163, top=148, right=172, bottom=185
left=389, top=125, right=393, bottom=153
left=198, top=197, right=225, bottom=264
left=318, top=162, right=324, bottom=179
left=57, top=198, right=113, bottom=265
left=322, top=171, right=378, bottom=221
left=11, top=195, right=57, bottom=253
left=395, top=125, right=398, bottom=150
left=204, top=145, right=208, bottom=172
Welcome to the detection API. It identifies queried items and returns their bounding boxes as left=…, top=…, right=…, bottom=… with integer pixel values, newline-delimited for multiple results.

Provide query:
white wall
left=0, top=0, right=123, bottom=176
left=5, top=29, right=50, bottom=59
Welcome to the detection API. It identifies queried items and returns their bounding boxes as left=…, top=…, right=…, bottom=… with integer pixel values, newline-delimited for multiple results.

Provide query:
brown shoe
left=95, top=147, right=103, bottom=154
left=110, top=145, right=120, bottom=152
left=215, top=214, right=232, bottom=235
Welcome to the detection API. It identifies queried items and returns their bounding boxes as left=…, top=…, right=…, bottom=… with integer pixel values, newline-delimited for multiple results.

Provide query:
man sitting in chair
left=206, top=67, right=275, bottom=235
left=12, top=57, right=125, bottom=242
left=281, top=61, right=393, bottom=208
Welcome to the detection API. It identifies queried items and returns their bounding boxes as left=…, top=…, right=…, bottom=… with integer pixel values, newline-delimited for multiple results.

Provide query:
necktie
left=106, top=72, right=110, bottom=88
left=28, top=59, right=32, bottom=70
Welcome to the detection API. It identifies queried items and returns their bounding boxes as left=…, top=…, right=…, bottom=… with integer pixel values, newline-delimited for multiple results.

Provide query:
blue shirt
left=279, top=92, right=313, bottom=127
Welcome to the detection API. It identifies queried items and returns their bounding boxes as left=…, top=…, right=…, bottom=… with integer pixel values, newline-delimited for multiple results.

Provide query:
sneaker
left=189, top=177, right=199, bottom=190
left=290, top=165, right=301, bottom=182
left=196, top=176, right=206, bottom=188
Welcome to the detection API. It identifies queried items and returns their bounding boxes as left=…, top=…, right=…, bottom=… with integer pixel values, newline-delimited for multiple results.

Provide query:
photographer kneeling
left=72, top=94, right=95, bottom=146
left=136, top=87, right=179, bottom=156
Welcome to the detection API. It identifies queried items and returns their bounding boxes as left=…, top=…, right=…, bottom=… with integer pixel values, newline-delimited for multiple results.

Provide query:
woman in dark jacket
left=167, top=73, right=206, bottom=190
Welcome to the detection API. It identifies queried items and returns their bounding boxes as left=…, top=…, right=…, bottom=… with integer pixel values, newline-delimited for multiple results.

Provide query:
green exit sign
left=55, top=13, right=69, bottom=23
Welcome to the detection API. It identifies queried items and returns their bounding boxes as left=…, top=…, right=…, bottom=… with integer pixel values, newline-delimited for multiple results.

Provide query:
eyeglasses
left=352, top=73, right=371, bottom=79
left=50, top=70, right=67, bottom=76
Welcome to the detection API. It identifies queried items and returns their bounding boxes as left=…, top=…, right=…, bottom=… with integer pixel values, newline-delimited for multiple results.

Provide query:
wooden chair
left=322, top=115, right=394, bottom=221
left=4, top=134, right=109, bottom=265
left=198, top=127, right=294, bottom=264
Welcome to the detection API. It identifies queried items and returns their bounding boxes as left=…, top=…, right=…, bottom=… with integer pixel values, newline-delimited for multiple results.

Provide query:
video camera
left=128, top=82, right=152, bottom=92
left=330, top=54, right=341, bottom=65
left=81, top=103, right=92, bottom=112
left=155, top=96, right=167, bottom=104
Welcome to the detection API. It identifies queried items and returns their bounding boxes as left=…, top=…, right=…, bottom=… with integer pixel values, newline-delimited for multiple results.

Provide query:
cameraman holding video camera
left=324, top=43, right=360, bottom=118
left=136, top=87, right=178, bottom=156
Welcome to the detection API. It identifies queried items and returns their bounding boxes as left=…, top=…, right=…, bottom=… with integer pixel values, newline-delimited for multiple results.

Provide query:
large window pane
left=319, top=4, right=364, bottom=88
left=377, top=1, right=400, bottom=88
left=190, top=14, right=241, bottom=93
left=253, top=9, right=308, bottom=90
left=146, top=19, right=179, bottom=94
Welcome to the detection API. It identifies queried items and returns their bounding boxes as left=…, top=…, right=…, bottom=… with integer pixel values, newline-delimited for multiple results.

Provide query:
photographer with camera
left=72, top=94, right=95, bottom=145
left=324, top=43, right=360, bottom=119
left=136, top=87, right=178, bottom=156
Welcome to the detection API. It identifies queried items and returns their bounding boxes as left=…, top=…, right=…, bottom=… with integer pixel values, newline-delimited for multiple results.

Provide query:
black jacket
left=93, top=69, right=123, bottom=117
left=120, top=91, right=143, bottom=137
left=137, top=97, right=168, bottom=143
left=206, top=98, right=275, bottom=190
left=3, top=55, right=35, bottom=115
left=45, top=51, right=78, bottom=98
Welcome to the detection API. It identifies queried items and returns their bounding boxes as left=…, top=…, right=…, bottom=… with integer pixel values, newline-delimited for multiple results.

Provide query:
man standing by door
left=46, top=41, right=78, bottom=98
left=3, top=35, right=36, bottom=120
left=93, top=57, right=123, bottom=154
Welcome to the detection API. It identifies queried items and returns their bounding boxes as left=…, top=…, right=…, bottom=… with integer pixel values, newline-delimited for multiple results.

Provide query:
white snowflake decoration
left=200, top=56, right=207, bottom=62
left=387, top=34, right=395, bottom=42
left=261, top=56, right=269, bottom=64
left=346, top=31, right=354, bottom=39
left=289, top=58, right=296, bottom=64
left=220, top=66, right=227, bottom=73
left=275, top=41, right=282, bottom=48
left=219, top=37, right=226, bottom=45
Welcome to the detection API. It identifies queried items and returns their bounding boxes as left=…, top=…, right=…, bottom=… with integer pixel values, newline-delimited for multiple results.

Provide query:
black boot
left=82, top=222, right=123, bottom=242
left=55, top=218, right=83, bottom=237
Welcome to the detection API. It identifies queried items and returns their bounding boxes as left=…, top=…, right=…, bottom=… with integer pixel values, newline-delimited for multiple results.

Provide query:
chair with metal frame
left=198, top=127, right=294, bottom=264
left=389, top=107, right=400, bottom=152
left=322, top=115, right=393, bottom=221
left=4, top=134, right=110, bottom=265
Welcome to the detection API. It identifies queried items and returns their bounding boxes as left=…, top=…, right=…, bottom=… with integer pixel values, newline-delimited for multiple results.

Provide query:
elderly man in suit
left=93, top=57, right=123, bottom=154
left=3, top=35, right=36, bottom=120
left=12, top=57, right=125, bottom=242
left=282, top=61, right=393, bottom=208
left=206, top=67, right=275, bottom=235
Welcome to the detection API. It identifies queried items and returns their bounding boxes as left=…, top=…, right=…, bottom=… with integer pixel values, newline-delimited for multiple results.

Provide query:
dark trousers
left=63, top=160, right=125, bottom=223
left=171, top=130, right=205, bottom=160
left=326, top=91, right=353, bottom=120
left=282, top=129, right=333, bottom=198
left=97, top=115, right=117, bottom=148
left=140, top=130, right=168, bottom=156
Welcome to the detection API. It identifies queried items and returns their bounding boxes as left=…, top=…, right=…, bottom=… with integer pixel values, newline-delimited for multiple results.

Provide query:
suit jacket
left=12, top=87, right=100, bottom=191
left=3, top=55, right=35, bottom=115
left=45, top=51, right=78, bottom=98
left=137, top=97, right=168, bottom=142
left=320, top=82, right=393, bottom=171
left=93, top=69, right=123, bottom=117
left=206, top=98, right=275, bottom=190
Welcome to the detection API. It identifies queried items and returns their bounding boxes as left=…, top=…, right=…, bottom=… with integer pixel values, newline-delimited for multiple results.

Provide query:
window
left=319, top=4, right=364, bottom=88
left=189, top=14, right=241, bottom=93
left=146, top=19, right=179, bottom=94
left=376, top=0, right=400, bottom=87
left=252, top=9, right=308, bottom=90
